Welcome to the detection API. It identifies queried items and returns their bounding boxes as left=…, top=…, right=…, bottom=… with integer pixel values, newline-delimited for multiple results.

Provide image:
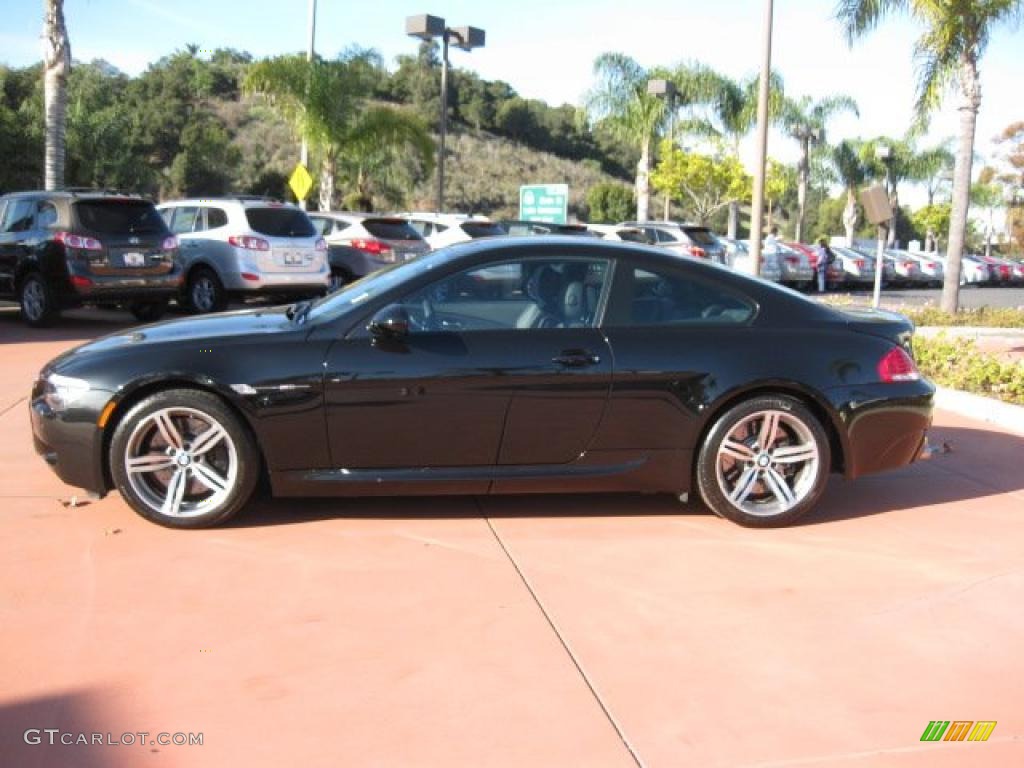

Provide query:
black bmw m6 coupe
left=31, top=237, right=934, bottom=528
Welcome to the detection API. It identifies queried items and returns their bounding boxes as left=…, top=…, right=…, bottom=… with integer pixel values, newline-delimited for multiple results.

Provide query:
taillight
left=687, top=246, right=706, bottom=258
left=162, top=235, right=179, bottom=250
left=54, top=231, right=102, bottom=251
left=315, top=237, right=328, bottom=252
left=856, top=259, right=864, bottom=269
left=350, top=238, right=394, bottom=259
left=70, top=275, right=93, bottom=288
left=785, top=256, right=799, bottom=267
left=228, top=235, right=271, bottom=251
left=877, top=346, right=920, bottom=383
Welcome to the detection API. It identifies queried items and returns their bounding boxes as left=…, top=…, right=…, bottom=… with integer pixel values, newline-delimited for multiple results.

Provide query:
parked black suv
left=0, top=190, right=182, bottom=326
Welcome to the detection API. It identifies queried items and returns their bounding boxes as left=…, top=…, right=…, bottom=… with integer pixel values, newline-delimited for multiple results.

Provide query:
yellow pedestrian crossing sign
left=288, top=163, right=313, bottom=202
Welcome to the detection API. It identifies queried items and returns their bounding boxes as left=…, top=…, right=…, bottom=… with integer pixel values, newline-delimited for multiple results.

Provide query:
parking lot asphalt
left=2, top=306, right=1024, bottom=767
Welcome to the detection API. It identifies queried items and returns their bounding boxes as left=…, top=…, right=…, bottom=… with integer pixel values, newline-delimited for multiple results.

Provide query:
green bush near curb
left=915, top=333, right=1024, bottom=405
left=904, top=306, right=1024, bottom=328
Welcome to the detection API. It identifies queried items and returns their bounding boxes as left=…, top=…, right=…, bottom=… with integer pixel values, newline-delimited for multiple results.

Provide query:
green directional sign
left=519, top=184, right=568, bottom=225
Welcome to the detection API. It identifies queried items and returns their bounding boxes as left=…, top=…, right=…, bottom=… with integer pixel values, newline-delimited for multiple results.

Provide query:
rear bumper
left=220, top=266, right=329, bottom=294
left=825, top=380, right=935, bottom=479
left=62, top=265, right=183, bottom=305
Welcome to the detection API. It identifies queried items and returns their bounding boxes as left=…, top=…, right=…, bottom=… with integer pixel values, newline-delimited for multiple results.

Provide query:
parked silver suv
left=157, top=197, right=329, bottom=313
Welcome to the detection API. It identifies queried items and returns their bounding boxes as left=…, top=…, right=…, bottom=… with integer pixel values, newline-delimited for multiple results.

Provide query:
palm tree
left=832, top=140, right=866, bottom=245
left=909, top=141, right=954, bottom=206
left=584, top=53, right=667, bottom=222
left=782, top=95, right=858, bottom=243
left=43, top=0, right=71, bottom=190
left=836, top=0, right=1024, bottom=311
left=246, top=49, right=432, bottom=211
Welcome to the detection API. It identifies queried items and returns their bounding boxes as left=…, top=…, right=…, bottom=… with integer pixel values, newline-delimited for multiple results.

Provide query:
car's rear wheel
left=328, top=269, right=352, bottom=293
left=128, top=300, right=169, bottom=323
left=696, top=395, right=830, bottom=527
left=187, top=268, right=227, bottom=314
left=110, top=389, right=259, bottom=528
left=19, top=272, right=60, bottom=327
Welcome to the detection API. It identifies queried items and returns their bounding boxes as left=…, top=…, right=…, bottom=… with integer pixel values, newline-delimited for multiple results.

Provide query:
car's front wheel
left=696, top=395, right=830, bottom=527
left=110, top=389, right=259, bottom=528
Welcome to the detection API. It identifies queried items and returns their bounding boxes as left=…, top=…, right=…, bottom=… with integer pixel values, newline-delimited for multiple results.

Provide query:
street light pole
left=748, top=0, right=774, bottom=277
left=299, top=0, right=317, bottom=210
left=406, top=15, right=485, bottom=214
left=647, top=79, right=677, bottom=222
left=438, top=31, right=449, bottom=213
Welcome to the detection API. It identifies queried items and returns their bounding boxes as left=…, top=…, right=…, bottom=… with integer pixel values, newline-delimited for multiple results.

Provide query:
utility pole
left=299, top=0, right=317, bottom=210
left=748, top=0, right=774, bottom=276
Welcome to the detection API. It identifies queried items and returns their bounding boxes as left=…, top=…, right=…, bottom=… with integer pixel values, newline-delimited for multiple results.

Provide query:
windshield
left=362, top=219, right=424, bottom=241
left=306, top=248, right=456, bottom=323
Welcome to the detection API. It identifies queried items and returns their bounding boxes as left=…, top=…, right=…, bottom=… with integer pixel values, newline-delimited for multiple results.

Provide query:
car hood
left=51, top=306, right=295, bottom=367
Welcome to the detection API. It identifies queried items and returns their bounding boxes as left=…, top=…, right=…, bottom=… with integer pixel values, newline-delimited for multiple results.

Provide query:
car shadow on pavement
left=229, top=426, right=1024, bottom=529
left=0, top=688, right=134, bottom=768
left=0, top=305, right=133, bottom=345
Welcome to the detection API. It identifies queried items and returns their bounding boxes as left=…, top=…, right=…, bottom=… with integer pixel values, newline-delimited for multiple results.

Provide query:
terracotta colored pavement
left=2, top=307, right=1024, bottom=767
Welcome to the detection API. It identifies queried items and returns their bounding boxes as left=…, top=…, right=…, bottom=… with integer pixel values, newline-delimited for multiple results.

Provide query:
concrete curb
left=934, top=386, right=1024, bottom=437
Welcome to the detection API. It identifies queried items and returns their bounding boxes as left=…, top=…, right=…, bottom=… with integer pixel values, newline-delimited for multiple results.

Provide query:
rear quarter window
left=683, top=228, right=719, bottom=246
left=73, top=200, right=166, bottom=235
left=461, top=221, right=507, bottom=239
left=245, top=207, right=315, bottom=238
left=362, top=219, right=423, bottom=241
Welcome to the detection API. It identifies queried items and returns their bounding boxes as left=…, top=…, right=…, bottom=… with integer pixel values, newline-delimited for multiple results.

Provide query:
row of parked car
left=2, top=189, right=1021, bottom=327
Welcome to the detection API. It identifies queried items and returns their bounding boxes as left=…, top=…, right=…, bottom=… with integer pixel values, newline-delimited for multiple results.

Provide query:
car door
left=322, top=253, right=614, bottom=471
left=592, top=260, right=757, bottom=454
left=0, top=197, right=38, bottom=296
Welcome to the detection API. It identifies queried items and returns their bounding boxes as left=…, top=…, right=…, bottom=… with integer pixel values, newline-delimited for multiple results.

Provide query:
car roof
left=158, top=197, right=297, bottom=209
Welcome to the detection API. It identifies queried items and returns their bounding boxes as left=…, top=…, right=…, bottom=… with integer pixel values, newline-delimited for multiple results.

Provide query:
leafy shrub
left=915, top=333, right=1024, bottom=405
left=905, top=306, right=1024, bottom=328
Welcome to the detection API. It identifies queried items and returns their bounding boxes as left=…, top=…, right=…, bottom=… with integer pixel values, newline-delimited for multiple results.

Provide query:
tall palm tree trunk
left=319, top=151, right=336, bottom=212
left=636, top=136, right=651, bottom=222
left=940, top=58, right=981, bottom=314
left=795, top=138, right=810, bottom=243
left=43, top=0, right=71, bottom=191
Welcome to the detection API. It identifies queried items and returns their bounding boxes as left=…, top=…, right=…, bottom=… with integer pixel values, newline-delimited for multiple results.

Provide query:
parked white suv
left=398, top=212, right=507, bottom=250
left=157, top=197, right=329, bottom=313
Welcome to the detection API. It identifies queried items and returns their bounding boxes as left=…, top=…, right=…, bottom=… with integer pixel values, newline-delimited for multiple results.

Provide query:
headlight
left=38, top=373, right=91, bottom=412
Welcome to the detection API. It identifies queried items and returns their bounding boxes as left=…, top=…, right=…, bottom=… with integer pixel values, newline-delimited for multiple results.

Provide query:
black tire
left=186, top=267, right=227, bottom=314
left=19, top=272, right=60, bottom=327
left=696, top=395, right=831, bottom=528
left=128, top=300, right=169, bottom=323
left=328, top=268, right=353, bottom=293
left=110, top=388, right=259, bottom=528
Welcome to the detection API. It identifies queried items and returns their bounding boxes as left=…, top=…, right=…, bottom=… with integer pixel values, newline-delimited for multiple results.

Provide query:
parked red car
left=785, top=242, right=845, bottom=289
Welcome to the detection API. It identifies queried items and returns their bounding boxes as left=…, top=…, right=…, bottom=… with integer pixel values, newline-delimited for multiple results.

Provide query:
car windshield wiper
left=285, top=299, right=314, bottom=324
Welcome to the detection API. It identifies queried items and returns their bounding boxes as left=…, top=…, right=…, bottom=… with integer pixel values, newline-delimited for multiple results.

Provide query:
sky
left=3, top=0, right=1022, bottom=208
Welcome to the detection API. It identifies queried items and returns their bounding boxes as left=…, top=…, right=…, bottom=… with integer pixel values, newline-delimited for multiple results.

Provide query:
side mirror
left=368, top=305, right=410, bottom=340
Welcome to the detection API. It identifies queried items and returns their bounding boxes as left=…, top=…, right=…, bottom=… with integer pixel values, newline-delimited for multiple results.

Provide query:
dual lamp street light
left=406, top=14, right=486, bottom=213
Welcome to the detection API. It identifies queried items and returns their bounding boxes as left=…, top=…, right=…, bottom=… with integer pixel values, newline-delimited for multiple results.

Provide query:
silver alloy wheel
left=714, top=409, right=820, bottom=518
left=192, top=276, right=217, bottom=312
left=123, top=407, right=238, bottom=518
left=22, top=279, right=45, bottom=322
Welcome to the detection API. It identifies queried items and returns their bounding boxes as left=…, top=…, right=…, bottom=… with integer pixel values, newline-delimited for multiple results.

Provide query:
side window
left=310, top=217, right=331, bottom=236
left=158, top=207, right=173, bottom=226
left=170, top=207, right=201, bottom=234
left=397, top=258, right=610, bottom=332
left=206, top=207, right=228, bottom=229
left=36, top=201, right=58, bottom=228
left=612, top=266, right=755, bottom=327
left=1, top=199, right=36, bottom=233
left=407, top=220, right=428, bottom=237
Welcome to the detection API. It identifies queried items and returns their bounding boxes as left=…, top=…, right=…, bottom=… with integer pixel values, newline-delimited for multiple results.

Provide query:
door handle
left=552, top=350, right=601, bottom=368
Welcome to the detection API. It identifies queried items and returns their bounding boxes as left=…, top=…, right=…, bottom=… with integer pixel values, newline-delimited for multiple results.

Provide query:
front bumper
left=29, top=392, right=110, bottom=497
